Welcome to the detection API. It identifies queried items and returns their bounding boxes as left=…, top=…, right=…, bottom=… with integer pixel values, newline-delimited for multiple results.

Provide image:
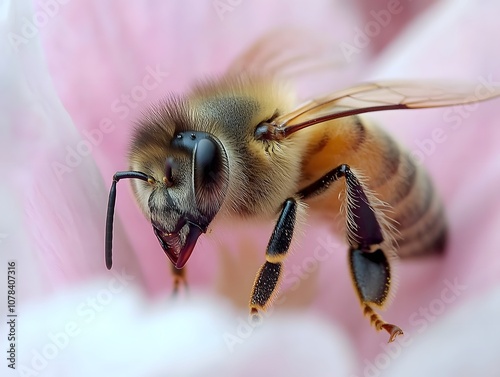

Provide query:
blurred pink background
left=2, top=0, right=500, bottom=376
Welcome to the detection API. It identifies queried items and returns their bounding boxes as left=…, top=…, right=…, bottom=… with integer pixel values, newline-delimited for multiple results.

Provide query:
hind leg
left=299, top=164, right=403, bottom=342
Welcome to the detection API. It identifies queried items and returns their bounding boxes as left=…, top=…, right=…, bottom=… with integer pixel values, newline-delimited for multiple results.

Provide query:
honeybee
left=104, top=65, right=500, bottom=342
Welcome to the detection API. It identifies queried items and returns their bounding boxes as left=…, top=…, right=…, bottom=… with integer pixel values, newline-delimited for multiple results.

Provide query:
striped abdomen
left=299, top=115, right=446, bottom=257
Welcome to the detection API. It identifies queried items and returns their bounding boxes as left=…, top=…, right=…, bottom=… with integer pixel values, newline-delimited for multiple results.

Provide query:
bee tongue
left=153, top=222, right=204, bottom=269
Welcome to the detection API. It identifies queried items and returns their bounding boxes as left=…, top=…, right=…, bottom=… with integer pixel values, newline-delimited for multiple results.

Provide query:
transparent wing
left=227, top=29, right=343, bottom=81
left=272, top=81, right=500, bottom=137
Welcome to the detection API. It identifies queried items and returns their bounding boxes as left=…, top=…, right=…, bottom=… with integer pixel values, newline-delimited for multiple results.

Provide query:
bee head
left=146, top=130, right=229, bottom=268
left=105, top=100, right=229, bottom=269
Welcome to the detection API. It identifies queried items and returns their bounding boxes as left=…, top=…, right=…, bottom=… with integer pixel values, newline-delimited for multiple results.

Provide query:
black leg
left=250, top=198, right=297, bottom=318
left=299, top=164, right=385, bottom=249
left=299, top=164, right=403, bottom=342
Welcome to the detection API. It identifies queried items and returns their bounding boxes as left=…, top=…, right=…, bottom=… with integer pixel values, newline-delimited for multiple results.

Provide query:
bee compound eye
left=194, top=138, right=219, bottom=187
left=170, top=131, right=228, bottom=193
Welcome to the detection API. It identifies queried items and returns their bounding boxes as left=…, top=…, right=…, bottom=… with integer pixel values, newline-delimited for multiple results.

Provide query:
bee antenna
left=105, top=171, right=154, bottom=270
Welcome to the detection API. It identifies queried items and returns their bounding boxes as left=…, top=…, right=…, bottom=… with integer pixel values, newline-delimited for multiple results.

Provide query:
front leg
left=170, top=265, right=188, bottom=296
left=249, top=198, right=297, bottom=319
